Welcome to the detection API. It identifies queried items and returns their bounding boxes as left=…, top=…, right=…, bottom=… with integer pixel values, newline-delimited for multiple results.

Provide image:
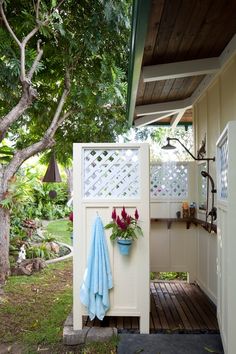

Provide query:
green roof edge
left=126, top=0, right=152, bottom=126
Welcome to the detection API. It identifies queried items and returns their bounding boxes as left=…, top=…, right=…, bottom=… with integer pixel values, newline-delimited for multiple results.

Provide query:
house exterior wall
left=194, top=55, right=236, bottom=333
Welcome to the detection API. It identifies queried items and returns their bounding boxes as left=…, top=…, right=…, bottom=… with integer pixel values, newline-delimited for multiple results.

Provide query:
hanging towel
left=80, top=216, right=113, bottom=320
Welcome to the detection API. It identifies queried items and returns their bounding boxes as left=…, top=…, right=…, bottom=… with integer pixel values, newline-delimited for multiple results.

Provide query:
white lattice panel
left=83, top=148, right=140, bottom=199
left=219, top=137, right=228, bottom=199
left=150, top=162, right=188, bottom=199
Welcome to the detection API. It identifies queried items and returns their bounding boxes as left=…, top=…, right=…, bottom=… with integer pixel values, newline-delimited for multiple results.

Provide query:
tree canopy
left=0, top=0, right=131, bottom=285
left=0, top=0, right=131, bottom=164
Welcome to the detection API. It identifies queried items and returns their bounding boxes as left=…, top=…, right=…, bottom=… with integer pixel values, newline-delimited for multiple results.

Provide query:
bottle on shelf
left=182, top=201, right=189, bottom=218
left=189, top=202, right=196, bottom=218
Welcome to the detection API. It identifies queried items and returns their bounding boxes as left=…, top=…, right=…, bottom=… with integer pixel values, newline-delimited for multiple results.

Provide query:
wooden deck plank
left=123, top=317, right=132, bottom=330
left=150, top=282, right=169, bottom=329
left=178, top=283, right=217, bottom=330
left=175, top=282, right=212, bottom=330
left=108, top=316, right=117, bottom=328
left=155, top=282, right=177, bottom=330
left=158, top=282, right=184, bottom=330
left=117, top=316, right=124, bottom=331
left=169, top=282, right=206, bottom=331
left=165, top=282, right=192, bottom=330
left=131, top=317, right=139, bottom=330
left=150, top=290, right=161, bottom=330
left=185, top=283, right=218, bottom=322
left=82, top=281, right=219, bottom=333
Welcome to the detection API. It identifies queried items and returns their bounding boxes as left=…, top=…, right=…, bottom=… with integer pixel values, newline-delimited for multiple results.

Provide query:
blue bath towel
left=80, top=216, right=113, bottom=320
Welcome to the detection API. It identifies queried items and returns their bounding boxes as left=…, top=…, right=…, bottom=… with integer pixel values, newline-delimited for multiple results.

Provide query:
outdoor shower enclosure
left=73, top=143, right=150, bottom=333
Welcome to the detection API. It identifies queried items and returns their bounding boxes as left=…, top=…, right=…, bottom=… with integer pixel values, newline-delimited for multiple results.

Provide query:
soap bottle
left=182, top=201, right=189, bottom=218
left=189, top=202, right=196, bottom=218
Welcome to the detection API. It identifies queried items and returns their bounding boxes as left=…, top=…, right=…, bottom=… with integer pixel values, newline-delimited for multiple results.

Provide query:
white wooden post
left=73, top=143, right=150, bottom=333
left=216, top=121, right=236, bottom=354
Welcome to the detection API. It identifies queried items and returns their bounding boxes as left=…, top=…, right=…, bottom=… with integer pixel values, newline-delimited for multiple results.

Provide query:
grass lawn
left=0, top=220, right=117, bottom=353
left=0, top=260, right=73, bottom=353
left=0, top=260, right=117, bottom=354
left=46, top=219, right=72, bottom=245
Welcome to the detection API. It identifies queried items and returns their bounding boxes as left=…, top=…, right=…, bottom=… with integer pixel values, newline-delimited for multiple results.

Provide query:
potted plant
left=104, top=207, right=143, bottom=255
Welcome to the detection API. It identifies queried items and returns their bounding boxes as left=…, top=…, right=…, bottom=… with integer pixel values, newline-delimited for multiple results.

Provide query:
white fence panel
left=73, top=143, right=150, bottom=333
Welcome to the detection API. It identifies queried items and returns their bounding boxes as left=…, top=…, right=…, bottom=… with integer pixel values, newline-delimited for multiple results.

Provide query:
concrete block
left=63, top=325, right=90, bottom=346
left=86, top=327, right=116, bottom=343
left=64, top=312, right=73, bottom=327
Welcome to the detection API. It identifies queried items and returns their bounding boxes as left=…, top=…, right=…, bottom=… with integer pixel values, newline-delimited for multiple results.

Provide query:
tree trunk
left=0, top=170, right=10, bottom=286
left=65, top=168, right=73, bottom=199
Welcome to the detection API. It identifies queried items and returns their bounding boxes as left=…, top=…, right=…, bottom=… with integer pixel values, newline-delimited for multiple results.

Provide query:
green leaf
left=51, top=0, right=57, bottom=8
left=204, top=347, right=219, bottom=353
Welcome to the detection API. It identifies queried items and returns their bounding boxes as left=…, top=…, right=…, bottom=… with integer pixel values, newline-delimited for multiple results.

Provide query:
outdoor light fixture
left=161, top=137, right=215, bottom=162
left=42, top=151, right=62, bottom=199
left=43, top=151, right=62, bottom=183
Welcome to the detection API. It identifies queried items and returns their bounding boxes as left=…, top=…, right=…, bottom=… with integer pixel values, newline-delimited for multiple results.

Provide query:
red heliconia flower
left=121, top=206, right=127, bottom=220
left=116, top=215, right=121, bottom=227
left=111, top=208, right=117, bottom=220
left=134, top=209, right=139, bottom=220
left=119, top=221, right=127, bottom=230
left=126, top=215, right=131, bottom=225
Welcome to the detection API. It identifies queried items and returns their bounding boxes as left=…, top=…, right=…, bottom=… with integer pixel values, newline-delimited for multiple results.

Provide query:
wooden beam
left=135, top=98, right=192, bottom=116
left=170, top=109, right=186, bottom=129
left=143, top=58, right=220, bottom=83
left=191, top=34, right=236, bottom=104
left=134, top=111, right=177, bottom=127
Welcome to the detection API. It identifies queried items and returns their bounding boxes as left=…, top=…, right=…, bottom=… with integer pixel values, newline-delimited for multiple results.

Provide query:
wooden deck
left=83, top=281, right=219, bottom=334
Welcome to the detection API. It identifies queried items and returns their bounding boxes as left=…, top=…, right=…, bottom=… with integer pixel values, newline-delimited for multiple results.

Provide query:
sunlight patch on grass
left=46, top=220, right=71, bottom=245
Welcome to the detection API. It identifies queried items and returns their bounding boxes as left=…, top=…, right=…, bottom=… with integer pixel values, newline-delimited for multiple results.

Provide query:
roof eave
left=126, top=0, right=151, bottom=126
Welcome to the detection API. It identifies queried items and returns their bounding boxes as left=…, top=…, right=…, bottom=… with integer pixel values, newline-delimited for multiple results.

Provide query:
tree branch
left=57, top=110, right=72, bottom=127
left=0, top=1, right=21, bottom=47
left=3, top=74, right=71, bottom=184
left=27, top=39, right=43, bottom=80
left=53, top=0, right=66, bottom=12
left=36, top=0, right=40, bottom=20
left=0, top=85, right=37, bottom=142
left=21, top=26, right=40, bottom=81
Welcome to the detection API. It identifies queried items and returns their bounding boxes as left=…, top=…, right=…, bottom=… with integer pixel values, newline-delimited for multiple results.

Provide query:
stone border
left=63, top=312, right=117, bottom=345
left=45, top=242, right=73, bottom=264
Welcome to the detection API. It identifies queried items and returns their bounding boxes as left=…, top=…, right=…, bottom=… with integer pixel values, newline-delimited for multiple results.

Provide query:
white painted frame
left=216, top=121, right=236, bottom=354
left=73, top=143, right=150, bottom=333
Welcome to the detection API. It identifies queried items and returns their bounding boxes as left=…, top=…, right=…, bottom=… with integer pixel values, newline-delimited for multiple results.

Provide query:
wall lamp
left=161, top=137, right=215, bottom=162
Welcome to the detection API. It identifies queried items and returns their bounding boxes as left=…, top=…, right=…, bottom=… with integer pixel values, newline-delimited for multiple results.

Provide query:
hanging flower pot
left=117, top=238, right=132, bottom=256
left=104, top=207, right=143, bottom=256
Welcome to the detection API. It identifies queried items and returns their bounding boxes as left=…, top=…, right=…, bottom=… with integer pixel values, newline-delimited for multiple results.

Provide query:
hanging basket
left=117, top=238, right=132, bottom=256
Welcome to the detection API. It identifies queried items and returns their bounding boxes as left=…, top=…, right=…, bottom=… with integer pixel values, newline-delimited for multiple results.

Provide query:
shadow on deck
left=83, top=281, right=219, bottom=334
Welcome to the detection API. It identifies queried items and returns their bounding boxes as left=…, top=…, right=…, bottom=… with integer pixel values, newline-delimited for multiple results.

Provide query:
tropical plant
left=104, top=207, right=143, bottom=241
left=0, top=0, right=131, bottom=284
left=26, top=244, right=55, bottom=260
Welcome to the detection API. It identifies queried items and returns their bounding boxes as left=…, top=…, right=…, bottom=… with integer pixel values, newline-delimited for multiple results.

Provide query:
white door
left=216, top=122, right=236, bottom=354
left=73, top=143, right=150, bottom=333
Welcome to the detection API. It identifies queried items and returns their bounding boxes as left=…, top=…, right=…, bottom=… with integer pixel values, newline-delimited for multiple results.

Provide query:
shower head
left=161, top=137, right=176, bottom=150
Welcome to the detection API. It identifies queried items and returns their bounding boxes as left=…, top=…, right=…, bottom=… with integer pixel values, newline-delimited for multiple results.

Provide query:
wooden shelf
left=151, top=217, right=217, bottom=233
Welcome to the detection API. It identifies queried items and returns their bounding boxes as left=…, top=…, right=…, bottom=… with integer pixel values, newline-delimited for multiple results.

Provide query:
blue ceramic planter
left=117, top=239, right=132, bottom=255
